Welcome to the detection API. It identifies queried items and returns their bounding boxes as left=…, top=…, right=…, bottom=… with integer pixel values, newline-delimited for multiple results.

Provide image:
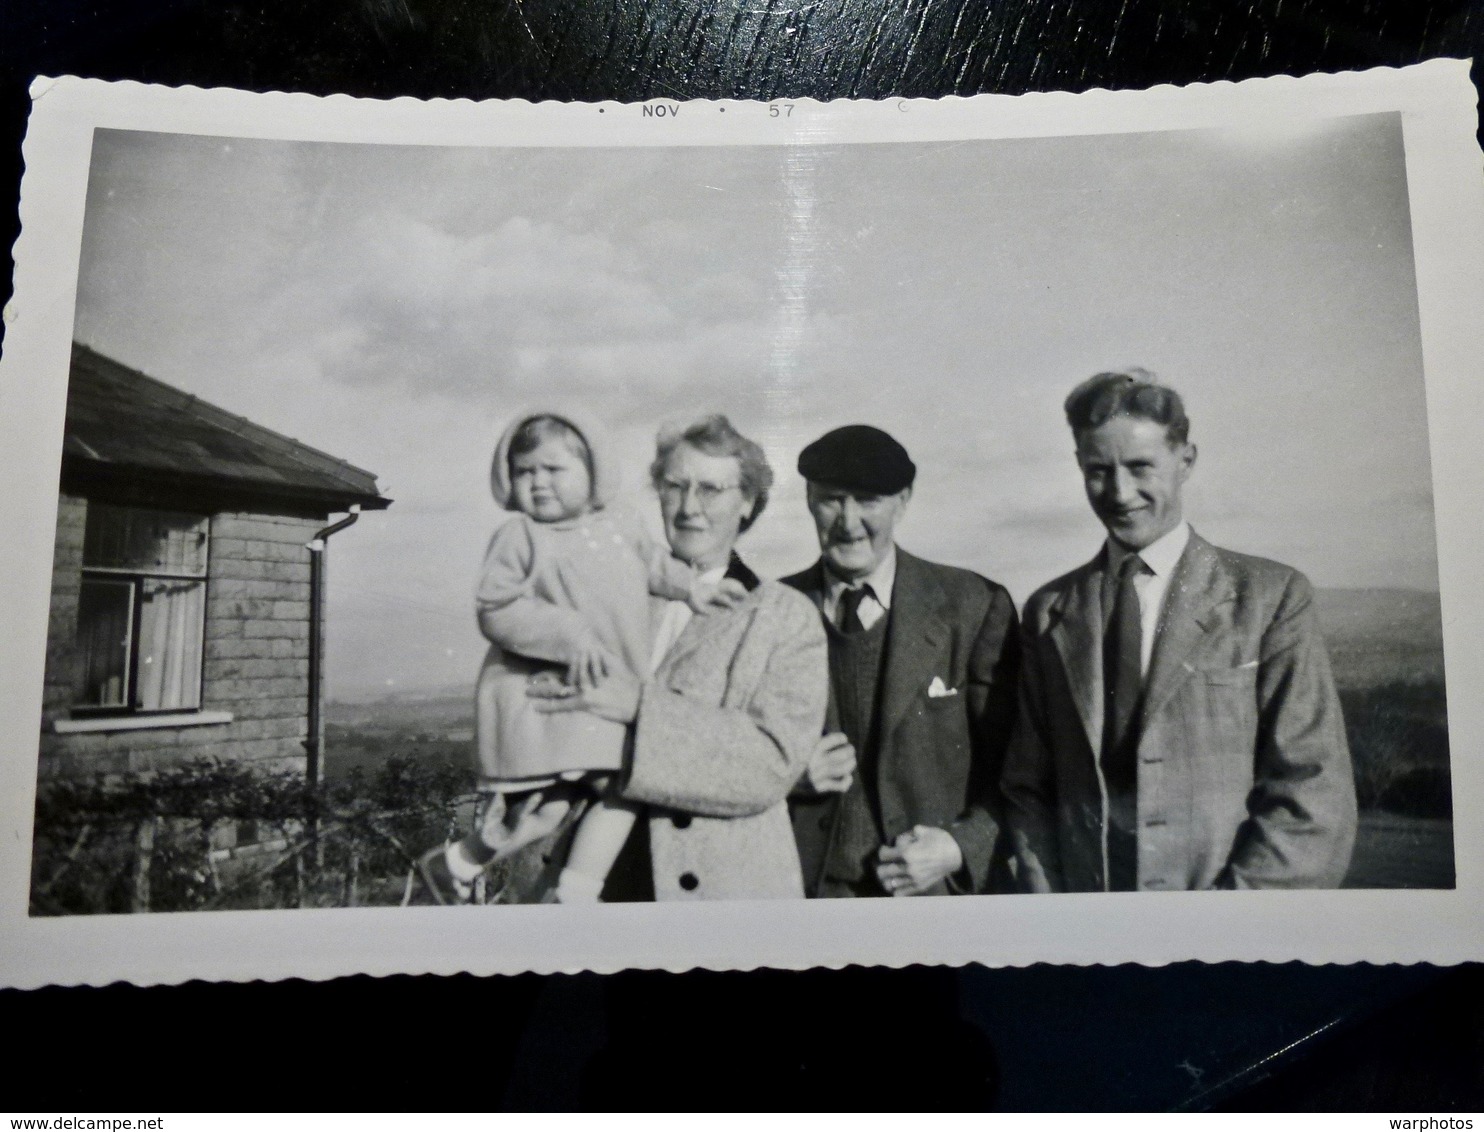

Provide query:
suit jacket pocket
left=923, top=690, right=964, bottom=710
left=1181, top=664, right=1260, bottom=778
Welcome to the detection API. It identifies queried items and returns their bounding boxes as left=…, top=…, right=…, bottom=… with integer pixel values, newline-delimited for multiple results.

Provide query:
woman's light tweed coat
left=621, top=579, right=828, bottom=901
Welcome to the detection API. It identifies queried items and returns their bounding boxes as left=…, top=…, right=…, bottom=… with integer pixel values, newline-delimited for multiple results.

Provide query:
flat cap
left=797, top=424, right=916, bottom=495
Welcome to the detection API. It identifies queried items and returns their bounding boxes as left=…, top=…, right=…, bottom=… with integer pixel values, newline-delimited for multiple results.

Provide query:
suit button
left=679, top=872, right=699, bottom=891
left=672, top=814, right=692, bottom=830
left=818, top=816, right=831, bottom=831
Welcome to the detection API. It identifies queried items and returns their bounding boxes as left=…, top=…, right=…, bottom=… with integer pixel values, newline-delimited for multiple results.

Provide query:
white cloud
left=71, top=119, right=1442, bottom=695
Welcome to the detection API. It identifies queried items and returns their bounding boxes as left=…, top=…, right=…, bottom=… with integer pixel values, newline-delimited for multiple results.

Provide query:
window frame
left=71, top=503, right=212, bottom=718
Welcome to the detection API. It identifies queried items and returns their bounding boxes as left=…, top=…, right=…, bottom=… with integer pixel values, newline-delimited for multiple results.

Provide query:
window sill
left=52, top=710, right=234, bottom=734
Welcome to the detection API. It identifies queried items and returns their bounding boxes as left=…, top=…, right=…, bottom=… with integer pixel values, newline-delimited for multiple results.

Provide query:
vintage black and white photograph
left=2, top=64, right=1481, bottom=986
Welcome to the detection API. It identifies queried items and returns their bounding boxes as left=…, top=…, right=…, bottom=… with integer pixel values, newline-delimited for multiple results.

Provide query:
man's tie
left=1102, top=552, right=1145, bottom=891
left=837, top=584, right=872, bottom=634
left=1104, top=553, right=1145, bottom=755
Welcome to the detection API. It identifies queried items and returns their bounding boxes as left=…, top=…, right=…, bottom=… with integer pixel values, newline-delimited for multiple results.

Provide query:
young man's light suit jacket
left=1003, top=530, right=1358, bottom=892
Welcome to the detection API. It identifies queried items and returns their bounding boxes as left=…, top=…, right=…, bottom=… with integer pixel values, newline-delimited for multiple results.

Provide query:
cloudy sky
left=71, top=113, right=1436, bottom=697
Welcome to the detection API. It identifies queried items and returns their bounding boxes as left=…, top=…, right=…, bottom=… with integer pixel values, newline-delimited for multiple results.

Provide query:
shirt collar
left=1106, top=521, right=1190, bottom=579
left=823, top=544, right=897, bottom=609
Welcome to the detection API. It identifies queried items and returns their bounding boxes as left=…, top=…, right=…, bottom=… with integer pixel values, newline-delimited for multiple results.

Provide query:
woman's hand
left=528, top=670, right=642, bottom=725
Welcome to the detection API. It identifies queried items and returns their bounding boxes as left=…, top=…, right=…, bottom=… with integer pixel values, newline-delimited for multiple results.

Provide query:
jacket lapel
left=725, top=552, right=761, bottom=592
left=788, top=560, right=828, bottom=609
left=653, top=554, right=762, bottom=674
left=879, top=549, right=951, bottom=743
left=1138, top=532, right=1234, bottom=726
left=1046, top=557, right=1105, bottom=759
left=658, top=587, right=758, bottom=676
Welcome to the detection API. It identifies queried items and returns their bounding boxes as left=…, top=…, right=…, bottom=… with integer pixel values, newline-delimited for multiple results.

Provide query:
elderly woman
left=509, top=414, right=827, bottom=901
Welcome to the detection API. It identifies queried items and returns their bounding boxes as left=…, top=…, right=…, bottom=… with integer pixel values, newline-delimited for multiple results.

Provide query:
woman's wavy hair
left=650, top=414, right=774, bottom=532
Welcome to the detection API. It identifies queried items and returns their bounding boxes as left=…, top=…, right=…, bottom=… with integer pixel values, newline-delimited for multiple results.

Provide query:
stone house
left=37, top=344, right=391, bottom=783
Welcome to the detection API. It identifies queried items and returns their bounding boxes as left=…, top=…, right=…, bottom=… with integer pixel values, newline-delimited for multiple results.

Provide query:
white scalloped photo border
left=1, top=61, right=1481, bottom=988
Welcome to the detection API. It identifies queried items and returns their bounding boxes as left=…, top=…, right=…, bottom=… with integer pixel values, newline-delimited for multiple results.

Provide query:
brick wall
left=38, top=497, right=324, bottom=780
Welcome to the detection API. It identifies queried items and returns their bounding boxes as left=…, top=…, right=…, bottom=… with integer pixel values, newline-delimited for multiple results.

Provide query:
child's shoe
left=412, top=845, right=475, bottom=905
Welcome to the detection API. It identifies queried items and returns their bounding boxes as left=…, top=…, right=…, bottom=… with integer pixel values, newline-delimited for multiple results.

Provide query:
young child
left=418, top=407, right=738, bottom=904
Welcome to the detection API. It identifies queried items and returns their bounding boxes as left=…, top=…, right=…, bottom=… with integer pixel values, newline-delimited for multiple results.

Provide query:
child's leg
left=440, top=785, right=575, bottom=889
left=556, top=797, right=641, bottom=903
left=415, top=790, right=504, bottom=905
left=427, top=786, right=581, bottom=905
left=439, top=791, right=508, bottom=894
left=464, top=786, right=578, bottom=862
left=443, top=660, right=509, bottom=889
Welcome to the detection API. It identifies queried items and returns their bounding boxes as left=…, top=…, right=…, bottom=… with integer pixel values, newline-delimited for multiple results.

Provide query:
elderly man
left=783, top=425, right=1021, bottom=897
left=1003, top=370, right=1357, bottom=892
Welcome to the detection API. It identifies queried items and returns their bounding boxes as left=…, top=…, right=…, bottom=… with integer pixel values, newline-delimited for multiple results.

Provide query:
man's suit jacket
left=782, top=548, right=1021, bottom=896
left=1002, top=530, right=1357, bottom=892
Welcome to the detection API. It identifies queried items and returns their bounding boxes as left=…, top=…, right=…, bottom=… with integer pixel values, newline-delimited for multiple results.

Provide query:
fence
left=29, top=756, right=490, bottom=913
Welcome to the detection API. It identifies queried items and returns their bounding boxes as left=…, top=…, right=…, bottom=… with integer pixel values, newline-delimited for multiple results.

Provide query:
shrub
left=29, top=756, right=481, bottom=915
left=1340, top=680, right=1452, bottom=818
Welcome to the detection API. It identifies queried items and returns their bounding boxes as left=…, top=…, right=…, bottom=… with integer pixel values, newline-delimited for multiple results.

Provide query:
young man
left=1003, top=370, right=1357, bottom=892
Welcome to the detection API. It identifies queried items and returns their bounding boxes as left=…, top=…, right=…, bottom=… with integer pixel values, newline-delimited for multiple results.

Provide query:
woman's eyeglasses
left=657, top=477, right=741, bottom=506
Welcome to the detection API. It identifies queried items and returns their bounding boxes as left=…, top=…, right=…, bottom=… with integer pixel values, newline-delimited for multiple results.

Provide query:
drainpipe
left=305, top=505, right=361, bottom=787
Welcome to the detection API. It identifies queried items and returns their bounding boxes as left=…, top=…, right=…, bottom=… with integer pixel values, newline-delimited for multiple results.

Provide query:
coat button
left=818, top=816, right=831, bottom=831
left=679, top=872, right=699, bottom=891
left=672, top=814, right=692, bottom=830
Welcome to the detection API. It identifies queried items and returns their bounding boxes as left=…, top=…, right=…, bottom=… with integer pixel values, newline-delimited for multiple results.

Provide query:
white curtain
left=136, top=579, right=206, bottom=710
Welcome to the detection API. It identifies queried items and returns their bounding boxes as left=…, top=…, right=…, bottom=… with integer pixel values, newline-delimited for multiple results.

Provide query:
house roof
left=64, top=344, right=391, bottom=512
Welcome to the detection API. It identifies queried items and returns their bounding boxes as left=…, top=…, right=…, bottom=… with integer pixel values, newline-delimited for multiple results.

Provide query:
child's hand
left=689, top=577, right=748, bottom=615
left=567, top=642, right=617, bottom=690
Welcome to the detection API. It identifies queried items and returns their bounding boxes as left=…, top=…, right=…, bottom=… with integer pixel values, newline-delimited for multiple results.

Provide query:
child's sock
left=445, top=838, right=489, bottom=883
left=555, top=867, right=604, bottom=903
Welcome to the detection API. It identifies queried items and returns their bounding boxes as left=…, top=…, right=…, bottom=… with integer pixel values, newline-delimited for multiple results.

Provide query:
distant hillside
left=327, top=692, right=473, bottom=737
left=1314, top=588, right=1444, bottom=690
left=325, top=588, right=1445, bottom=733
left=323, top=692, right=473, bottom=783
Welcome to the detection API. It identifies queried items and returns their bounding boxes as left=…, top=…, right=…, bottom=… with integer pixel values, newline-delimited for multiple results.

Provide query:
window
left=74, top=504, right=210, bottom=713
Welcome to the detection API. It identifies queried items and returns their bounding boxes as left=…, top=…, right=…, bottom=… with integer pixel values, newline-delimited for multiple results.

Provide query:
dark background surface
left=3, top=0, right=1484, bottom=1112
